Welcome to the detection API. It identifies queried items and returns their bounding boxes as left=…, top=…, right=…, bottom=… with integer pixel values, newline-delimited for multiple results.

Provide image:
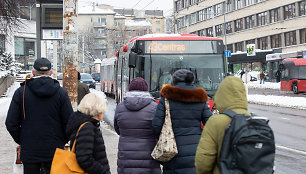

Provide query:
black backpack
left=218, top=110, right=275, bottom=174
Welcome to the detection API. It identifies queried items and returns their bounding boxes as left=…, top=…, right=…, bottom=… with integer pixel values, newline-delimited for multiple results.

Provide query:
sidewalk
left=100, top=122, right=119, bottom=174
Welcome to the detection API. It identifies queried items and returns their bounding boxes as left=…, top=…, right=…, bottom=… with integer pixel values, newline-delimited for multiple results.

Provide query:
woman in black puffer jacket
left=66, top=92, right=110, bottom=174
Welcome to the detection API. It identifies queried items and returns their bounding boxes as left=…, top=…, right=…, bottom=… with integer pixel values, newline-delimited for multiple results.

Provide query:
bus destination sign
left=144, top=41, right=218, bottom=54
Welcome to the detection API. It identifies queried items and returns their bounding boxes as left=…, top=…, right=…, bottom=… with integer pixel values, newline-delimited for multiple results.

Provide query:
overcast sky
left=79, top=0, right=173, bottom=13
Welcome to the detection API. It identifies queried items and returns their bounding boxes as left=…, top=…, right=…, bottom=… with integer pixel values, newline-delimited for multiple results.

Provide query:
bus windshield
left=140, top=54, right=225, bottom=98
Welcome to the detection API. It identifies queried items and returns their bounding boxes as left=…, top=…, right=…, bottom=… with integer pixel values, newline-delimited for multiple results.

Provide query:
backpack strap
left=221, top=110, right=238, bottom=118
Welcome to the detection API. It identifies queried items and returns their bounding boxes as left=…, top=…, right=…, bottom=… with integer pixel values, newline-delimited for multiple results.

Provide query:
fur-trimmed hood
left=160, top=83, right=208, bottom=103
left=124, top=91, right=155, bottom=111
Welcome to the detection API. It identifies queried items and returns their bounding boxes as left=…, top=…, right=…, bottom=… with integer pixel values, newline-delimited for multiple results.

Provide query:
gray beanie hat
left=172, top=69, right=194, bottom=85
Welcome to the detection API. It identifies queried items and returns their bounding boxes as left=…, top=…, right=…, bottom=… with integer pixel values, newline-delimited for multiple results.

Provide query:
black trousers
left=23, top=161, right=52, bottom=174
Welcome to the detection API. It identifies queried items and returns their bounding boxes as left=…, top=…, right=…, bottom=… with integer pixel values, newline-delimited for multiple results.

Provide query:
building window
left=270, top=8, right=280, bottom=23
left=245, top=0, right=255, bottom=6
left=226, top=0, right=233, bottom=12
left=98, top=28, right=106, bottom=35
left=190, top=13, right=197, bottom=24
left=271, top=34, right=282, bottom=48
left=156, top=20, right=160, bottom=24
left=115, top=21, right=120, bottom=27
left=90, top=18, right=93, bottom=22
left=215, top=24, right=223, bottom=36
left=136, top=30, right=140, bottom=36
left=234, top=18, right=243, bottom=32
left=284, top=3, right=296, bottom=20
left=206, top=7, right=213, bottom=20
left=285, top=31, right=297, bottom=46
left=226, top=44, right=233, bottom=52
left=206, top=27, right=214, bottom=37
left=198, top=29, right=205, bottom=36
left=299, top=0, right=306, bottom=16
left=98, top=18, right=106, bottom=25
left=235, top=0, right=243, bottom=10
left=198, top=10, right=205, bottom=22
left=128, top=31, right=132, bottom=37
left=300, top=29, right=306, bottom=44
left=215, top=3, right=223, bottom=16
left=115, top=31, right=121, bottom=37
left=245, top=15, right=255, bottom=29
left=246, top=39, right=255, bottom=45
left=235, top=42, right=243, bottom=52
left=156, top=28, right=161, bottom=32
left=225, top=22, right=232, bottom=34
left=258, top=37, right=268, bottom=50
left=257, top=11, right=268, bottom=26
left=101, top=50, right=107, bottom=57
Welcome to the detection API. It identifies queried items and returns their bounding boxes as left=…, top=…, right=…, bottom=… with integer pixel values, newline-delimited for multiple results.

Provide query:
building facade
left=174, top=0, right=306, bottom=80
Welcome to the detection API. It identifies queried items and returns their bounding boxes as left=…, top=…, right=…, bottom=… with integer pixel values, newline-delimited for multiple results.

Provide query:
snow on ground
left=248, top=95, right=306, bottom=110
left=247, top=81, right=281, bottom=89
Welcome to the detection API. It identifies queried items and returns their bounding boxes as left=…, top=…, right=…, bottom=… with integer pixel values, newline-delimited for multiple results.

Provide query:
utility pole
left=63, top=0, right=78, bottom=110
left=82, top=35, right=85, bottom=73
left=53, top=40, right=57, bottom=78
left=36, top=1, right=41, bottom=59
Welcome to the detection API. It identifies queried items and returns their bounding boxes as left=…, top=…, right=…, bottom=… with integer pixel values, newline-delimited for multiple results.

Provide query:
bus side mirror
left=129, top=52, right=137, bottom=68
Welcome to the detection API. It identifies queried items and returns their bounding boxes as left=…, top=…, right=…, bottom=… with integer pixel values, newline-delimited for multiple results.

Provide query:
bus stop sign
left=225, top=50, right=231, bottom=57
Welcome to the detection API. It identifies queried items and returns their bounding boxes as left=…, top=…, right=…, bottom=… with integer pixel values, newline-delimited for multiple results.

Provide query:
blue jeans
left=260, top=78, right=264, bottom=84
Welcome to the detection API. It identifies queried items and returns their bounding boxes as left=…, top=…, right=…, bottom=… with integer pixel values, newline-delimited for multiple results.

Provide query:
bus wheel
left=292, top=84, right=299, bottom=94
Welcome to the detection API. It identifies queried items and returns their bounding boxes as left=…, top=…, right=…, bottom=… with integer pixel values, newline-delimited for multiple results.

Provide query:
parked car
left=57, top=73, right=63, bottom=80
left=80, top=73, right=96, bottom=89
left=91, top=72, right=100, bottom=82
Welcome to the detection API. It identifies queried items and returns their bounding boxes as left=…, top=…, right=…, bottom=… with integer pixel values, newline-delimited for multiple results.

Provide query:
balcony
left=93, top=22, right=107, bottom=28
left=93, top=44, right=107, bottom=50
left=94, top=33, right=107, bottom=38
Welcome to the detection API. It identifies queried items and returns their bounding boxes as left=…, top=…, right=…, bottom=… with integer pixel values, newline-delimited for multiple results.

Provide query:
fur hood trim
left=160, top=85, right=208, bottom=103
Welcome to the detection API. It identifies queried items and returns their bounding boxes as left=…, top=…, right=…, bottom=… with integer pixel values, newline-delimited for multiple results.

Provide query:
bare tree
left=0, top=0, right=33, bottom=35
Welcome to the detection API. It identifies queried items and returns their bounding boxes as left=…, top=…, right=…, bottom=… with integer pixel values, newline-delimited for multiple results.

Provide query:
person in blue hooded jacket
left=152, top=69, right=212, bottom=174
left=114, top=77, right=161, bottom=174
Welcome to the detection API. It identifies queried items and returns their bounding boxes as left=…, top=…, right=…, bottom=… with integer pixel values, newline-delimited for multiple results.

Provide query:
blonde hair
left=78, top=92, right=107, bottom=117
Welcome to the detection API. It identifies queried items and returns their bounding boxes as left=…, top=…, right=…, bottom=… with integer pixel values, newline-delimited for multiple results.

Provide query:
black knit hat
left=34, top=58, right=51, bottom=71
left=129, top=78, right=148, bottom=91
left=172, top=69, right=194, bottom=85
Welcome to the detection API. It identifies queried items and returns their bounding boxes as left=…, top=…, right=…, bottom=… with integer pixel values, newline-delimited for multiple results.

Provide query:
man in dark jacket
left=6, top=58, right=73, bottom=174
left=77, top=71, right=90, bottom=104
left=152, top=69, right=212, bottom=174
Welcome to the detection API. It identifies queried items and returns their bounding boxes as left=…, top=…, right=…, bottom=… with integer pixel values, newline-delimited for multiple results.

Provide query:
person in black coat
left=114, top=78, right=161, bottom=174
left=66, top=92, right=110, bottom=174
left=152, top=69, right=212, bottom=174
left=6, top=58, right=73, bottom=174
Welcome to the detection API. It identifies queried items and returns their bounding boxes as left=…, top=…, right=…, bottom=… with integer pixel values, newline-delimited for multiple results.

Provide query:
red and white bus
left=280, top=58, right=306, bottom=94
left=110, top=34, right=227, bottom=110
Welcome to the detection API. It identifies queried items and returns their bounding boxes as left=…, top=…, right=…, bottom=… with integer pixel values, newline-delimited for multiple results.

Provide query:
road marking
left=276, top=144, right=306, bottom=155
left=280, top=117, right=290, bottom=120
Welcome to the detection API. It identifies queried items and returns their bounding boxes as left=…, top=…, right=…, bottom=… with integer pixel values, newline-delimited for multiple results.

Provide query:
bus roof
left=129, top=34, right=222, bottom=43
left=283, top=58, right=306, bottom=66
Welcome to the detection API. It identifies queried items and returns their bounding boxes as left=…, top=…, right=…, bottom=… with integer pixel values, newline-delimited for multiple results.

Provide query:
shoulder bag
left=50, top=122, right=88, bottom=174
left=151, top=98, right=178, bottom=162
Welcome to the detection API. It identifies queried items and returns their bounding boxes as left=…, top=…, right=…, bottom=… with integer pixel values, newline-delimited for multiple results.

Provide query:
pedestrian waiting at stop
left=114, top=77, right=161, bottom=174
left=6, top=57, right=73, bottom=174
left=152, top=69, right=212, bottom=174
left=78, top=71, right=90, bottom=104
left=260, top=70, right=265, bottom=84
left=66, top=92, right=110, bottom=174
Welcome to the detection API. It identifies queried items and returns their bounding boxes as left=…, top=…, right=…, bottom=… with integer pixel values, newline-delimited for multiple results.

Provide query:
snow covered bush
left=0, top=51, right=22, bottom=77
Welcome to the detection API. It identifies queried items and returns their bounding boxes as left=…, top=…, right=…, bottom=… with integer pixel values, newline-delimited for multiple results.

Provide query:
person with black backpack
left=195, top=76, right=275, bottom=174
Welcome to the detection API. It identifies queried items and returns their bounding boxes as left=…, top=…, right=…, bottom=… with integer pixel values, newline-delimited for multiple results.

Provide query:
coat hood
left=123, top=91, right=154, bottom=111
left=213, top=76, right=248, bottom=113
left=25, top=76, right=60, bottom=97
left=66, top=111, right=99, bottom=136
left=160, top=83, right=208, bottom=102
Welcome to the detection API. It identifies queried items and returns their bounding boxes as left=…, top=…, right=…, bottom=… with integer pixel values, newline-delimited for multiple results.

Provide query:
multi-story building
left=174, top=0, right=306, bottom=80
left=78, top=4, right=116, bottom=62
